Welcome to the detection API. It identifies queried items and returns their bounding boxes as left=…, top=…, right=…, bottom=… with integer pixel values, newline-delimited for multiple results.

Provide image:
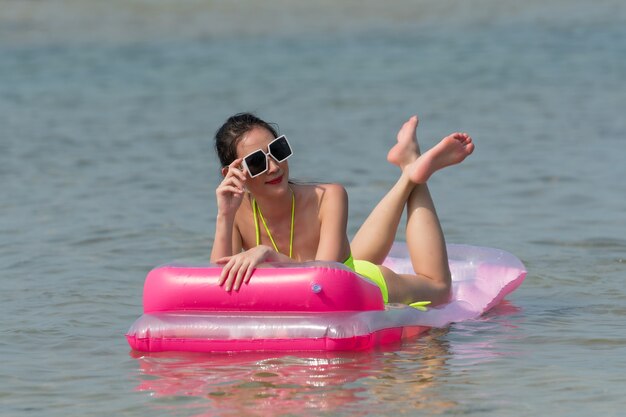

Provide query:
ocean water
left=2, top=1, right=626, bottom=416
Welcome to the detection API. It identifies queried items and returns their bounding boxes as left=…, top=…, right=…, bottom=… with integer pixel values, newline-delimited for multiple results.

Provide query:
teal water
left=1, top=1, right=626, bottom=416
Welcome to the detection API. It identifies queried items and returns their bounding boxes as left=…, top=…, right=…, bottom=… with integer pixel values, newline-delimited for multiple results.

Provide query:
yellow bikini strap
left=253, top=197, right=261, bottom=247
left=252, top=190, right=295, bottom=259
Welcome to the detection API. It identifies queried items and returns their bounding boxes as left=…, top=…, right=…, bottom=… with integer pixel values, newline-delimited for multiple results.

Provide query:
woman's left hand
left=215, top=245, right=272, bottom=291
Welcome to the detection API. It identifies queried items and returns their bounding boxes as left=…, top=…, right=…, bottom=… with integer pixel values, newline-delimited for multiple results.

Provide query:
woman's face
left=236, top=126, right=290, bottom=195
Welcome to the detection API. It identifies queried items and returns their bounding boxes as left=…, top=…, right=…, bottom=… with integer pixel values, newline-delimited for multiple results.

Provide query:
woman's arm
left=210, top=213, right=242, bottom=262
left=215, top=243, right=295, bottom=292
left=210, top=158, right=247, bottom=263
left=315, top=183, right=351, bottom=263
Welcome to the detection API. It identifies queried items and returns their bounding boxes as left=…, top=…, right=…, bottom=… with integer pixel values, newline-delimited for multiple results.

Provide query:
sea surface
left=2, top=1, right=626, bottom=416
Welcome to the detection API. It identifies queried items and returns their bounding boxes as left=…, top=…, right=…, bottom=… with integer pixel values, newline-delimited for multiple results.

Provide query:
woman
left=210, top=113, right=474, bottom=306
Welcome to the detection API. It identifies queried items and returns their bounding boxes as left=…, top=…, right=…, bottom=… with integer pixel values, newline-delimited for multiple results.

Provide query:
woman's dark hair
left=214, top=113, right=279, bottom=167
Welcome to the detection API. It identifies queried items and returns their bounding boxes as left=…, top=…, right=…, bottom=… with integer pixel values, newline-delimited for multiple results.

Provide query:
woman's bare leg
left=350, top=117, right=421, bottom=263
left=351, top=115, right=474, bottom=305
left=383, top=181, right=451, bottom=305
left=351, top=116, right=474, bottom=262
left=350, top=175, right=414, bottom=264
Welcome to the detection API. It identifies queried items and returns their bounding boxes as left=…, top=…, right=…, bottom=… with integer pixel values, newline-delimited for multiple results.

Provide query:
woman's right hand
left=215, top=245, right=273, bottom=292
left=216, top=158, right=248, bottom=217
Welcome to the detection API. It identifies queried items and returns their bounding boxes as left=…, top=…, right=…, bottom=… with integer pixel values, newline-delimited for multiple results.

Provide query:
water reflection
left=129, top=302, right=523, bottom=416
left=132, top=351, right=373, bottom=416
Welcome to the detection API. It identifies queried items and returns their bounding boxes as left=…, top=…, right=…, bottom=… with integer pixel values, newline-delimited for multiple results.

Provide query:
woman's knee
left=381, top=266, right=451, bottom=306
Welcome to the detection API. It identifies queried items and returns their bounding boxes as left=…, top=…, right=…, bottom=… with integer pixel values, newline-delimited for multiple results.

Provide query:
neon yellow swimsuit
left=343, top=254, right=389, bottom=304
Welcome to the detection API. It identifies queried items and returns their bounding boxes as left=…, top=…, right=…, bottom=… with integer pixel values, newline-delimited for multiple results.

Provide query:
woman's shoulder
left=319, top=183, right=347, bottom=201
left=291, top=182, right=348, bottom=222
left=292, top=182, right=347, bottom=200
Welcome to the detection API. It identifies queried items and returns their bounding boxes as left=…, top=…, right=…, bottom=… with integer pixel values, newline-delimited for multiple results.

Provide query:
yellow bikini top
left=252, top=189, right=295, bottom=259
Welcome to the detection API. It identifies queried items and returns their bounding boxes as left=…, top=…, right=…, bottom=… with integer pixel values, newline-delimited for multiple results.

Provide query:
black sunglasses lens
left=245, top=151, right=267, bottom=176
left=269, top=136, right=292, bottom=162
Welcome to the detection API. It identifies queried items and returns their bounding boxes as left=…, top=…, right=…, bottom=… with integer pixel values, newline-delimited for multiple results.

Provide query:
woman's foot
left=404, top=132, right=474, bottom=183
left=387, top=115, right=421, bottom=169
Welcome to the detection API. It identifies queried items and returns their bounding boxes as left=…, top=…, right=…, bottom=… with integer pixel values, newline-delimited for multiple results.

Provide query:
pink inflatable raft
left=126, top=244, right=526, bottom=352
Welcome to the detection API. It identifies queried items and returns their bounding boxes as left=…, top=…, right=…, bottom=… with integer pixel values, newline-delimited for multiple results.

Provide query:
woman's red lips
left=266, top=175, right=283, bottom=185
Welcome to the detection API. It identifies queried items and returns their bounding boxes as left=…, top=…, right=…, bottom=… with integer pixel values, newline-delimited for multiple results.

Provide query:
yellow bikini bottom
left=343, top=255, right=389, bottom=303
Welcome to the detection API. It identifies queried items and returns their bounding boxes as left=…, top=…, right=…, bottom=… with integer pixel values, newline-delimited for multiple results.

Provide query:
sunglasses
left=241, top=135, right=293, bottom=178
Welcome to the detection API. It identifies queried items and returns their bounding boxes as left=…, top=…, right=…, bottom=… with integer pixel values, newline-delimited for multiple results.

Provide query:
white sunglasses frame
left=241, top=135, right=294, bottom=178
